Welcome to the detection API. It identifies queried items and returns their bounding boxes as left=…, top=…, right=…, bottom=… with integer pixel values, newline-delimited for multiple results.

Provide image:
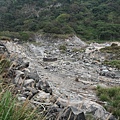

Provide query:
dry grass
left=0, top=55, right=45, bottom=120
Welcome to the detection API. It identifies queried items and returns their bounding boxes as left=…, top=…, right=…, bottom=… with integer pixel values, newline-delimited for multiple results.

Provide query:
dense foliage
left=0, top=0, right=120, bottom=40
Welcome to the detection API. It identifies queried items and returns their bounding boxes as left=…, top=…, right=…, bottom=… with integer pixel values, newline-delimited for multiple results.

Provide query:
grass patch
left=100, top=45, right=120, bottom=60
left=104, top=60, right=120, bottom=69
left=0, top=31, right=20, bottom=40
left=97, top=86, right=120, bottom=119
left=59, top=45, right=67, bottom=53
left=72, top=48, right=85, bottom=53
left=100, top=45, right=120, bottom=69
left=50, top=33, right=73, bottom=39
left=100, top=45, right=120, bottom=54
left=0, top=90, right=44, bottom=120
left=0, top=31, right=34, bottom=42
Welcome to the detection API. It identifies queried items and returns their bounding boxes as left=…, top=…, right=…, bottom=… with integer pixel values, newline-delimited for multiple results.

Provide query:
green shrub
left=97, top=87, right=120, bottom=119
left=101, top=45, right=120, bottom=69
left=19, top=32, right=29, bottom=41
left=104, top=60, right=120, bottom=69
left=72, top=48, right=85, bottom=53
left=56, top=13, right=70, bottom=23
left=100, top=46, right=120, bottom=54
left=99, top=94, right=109, bottom=101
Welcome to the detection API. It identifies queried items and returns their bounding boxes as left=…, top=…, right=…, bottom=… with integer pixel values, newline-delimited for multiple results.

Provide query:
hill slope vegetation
left=0, top=0, right=120, bottom=41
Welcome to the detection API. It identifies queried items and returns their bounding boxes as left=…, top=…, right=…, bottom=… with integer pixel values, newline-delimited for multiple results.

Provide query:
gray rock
left=14, top=70, right=24, bottom=84
left=38, top=80, right=52, bottom=95
left=17, top=62, right=29, bottom=70
left=58, top=106, right=86, bottom=120
left=24, top=79, right=34, bottom=86
left=43, top=57, right=57, bottom=62
left=34, top=91, right=50, bottom=102
left=25, top=87, right=38, bottom=95
left=18, top=96, right=26, bottom=101
left=15, top=70, right=24, bottom=76
left=24, top=87, right=38, bottom=99
left=23, top=70, right=40, bottom=82
left=56, top=98, right=114, bottom=120
left=23, top=91, right=33, bottom=98
left=99, top=71, right=116, bottom=78
left=46, top=106, right=61, bottom=120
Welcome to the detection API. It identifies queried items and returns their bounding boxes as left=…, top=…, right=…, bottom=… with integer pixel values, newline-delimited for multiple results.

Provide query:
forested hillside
left=0, top=0, right=120, bottom=41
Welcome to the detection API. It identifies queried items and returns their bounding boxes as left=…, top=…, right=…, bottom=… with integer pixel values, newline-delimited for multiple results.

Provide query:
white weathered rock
left=37, top=91, right=50, bottom=99
left=57, top=98, right=113, bottom=120
left=24, top=79, right=34, bottom=86
left=18, top=96, right=26, bottom=101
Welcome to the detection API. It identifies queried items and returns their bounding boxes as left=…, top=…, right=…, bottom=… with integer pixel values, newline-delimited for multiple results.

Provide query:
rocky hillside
left=0, top=36, right=120, bottom=119
left=0, top=0, right=120, bottom=41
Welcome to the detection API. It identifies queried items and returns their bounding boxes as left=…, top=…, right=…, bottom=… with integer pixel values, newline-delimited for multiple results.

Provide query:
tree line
left=0, top=0, right=120, bottom=41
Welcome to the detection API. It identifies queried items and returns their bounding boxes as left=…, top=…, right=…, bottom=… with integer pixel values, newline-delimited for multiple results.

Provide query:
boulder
left=56, top=98, right=115, bottom=120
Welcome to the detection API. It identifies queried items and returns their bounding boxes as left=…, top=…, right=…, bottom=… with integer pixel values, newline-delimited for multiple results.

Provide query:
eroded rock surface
left=2, top=37, right=120, bottom=120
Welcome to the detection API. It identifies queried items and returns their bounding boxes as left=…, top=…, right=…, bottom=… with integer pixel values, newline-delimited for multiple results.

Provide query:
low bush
left=100, top=45, right=120, bottom=69
left=97, top=86, right=120, bottom=119
left=100, top=45, right=120, bottom=55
